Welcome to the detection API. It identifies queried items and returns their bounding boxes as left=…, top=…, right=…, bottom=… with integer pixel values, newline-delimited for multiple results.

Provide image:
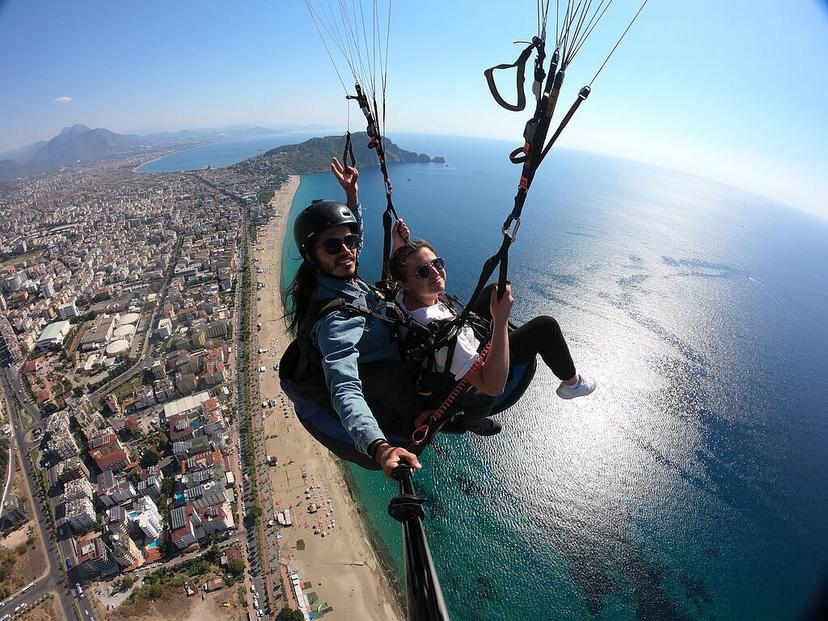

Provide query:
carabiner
left=502, top=216, right=521, bottom=242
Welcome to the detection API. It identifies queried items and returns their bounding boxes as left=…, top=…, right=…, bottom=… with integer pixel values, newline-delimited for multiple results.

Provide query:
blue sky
left=1, top=0, right=826, bottom=217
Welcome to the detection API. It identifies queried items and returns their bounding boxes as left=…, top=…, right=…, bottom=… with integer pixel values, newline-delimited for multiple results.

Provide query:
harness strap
left=464, top=47, right=565, bottom=323
left=483, top=39, right=541, bottom=112
left=342, top=131, right=356, bottom=168
left=348, top=83, right=399, bottom=283
left=538, top=85, right=592, bottom=166
left=409, top=341, right=492, bottom=447
left=314, top=290, right=498, bottom=447
left=313, top=290, right=432, bottom=358
left=458, top=234, right=513, bottom=324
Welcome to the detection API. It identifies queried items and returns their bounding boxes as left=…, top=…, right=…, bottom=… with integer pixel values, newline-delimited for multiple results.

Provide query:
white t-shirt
left=396, top=290, right=480, bottom=380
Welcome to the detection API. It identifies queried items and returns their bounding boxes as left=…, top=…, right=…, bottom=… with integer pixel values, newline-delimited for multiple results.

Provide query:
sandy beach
left=253, top=176, right=402, bottom=621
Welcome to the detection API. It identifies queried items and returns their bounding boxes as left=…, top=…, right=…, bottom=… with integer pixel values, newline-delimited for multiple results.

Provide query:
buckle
left=502, top=217, right=521, bottom=242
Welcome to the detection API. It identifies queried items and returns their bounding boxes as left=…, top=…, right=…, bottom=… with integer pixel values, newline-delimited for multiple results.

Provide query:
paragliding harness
left=280, top=288, right=415, bottom=470
left=399, top=295, right=495, bottom=446
left=279, top=282, right=507, bottom=469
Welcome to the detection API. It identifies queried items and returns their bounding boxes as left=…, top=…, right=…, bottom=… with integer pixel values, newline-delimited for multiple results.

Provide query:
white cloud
left=54, top=96, right=72, bottom=103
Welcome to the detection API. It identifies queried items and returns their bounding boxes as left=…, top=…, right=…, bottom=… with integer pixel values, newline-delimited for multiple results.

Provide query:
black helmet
left=294, top=199, right=358, bottom=258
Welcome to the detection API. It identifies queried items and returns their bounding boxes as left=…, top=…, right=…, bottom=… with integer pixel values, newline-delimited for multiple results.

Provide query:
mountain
left=0, top=125, right=296, bottom=183
left=0, top=125, right=209, bottom=182
left=138, top=126, right=278, bottom=143
left=59, top=123, right=94, bottom=136
left=0, top=127, right=445, bottom=185
left=29, top=124, right=143, bottom=170
left=0, top=124, right=149, bottom=181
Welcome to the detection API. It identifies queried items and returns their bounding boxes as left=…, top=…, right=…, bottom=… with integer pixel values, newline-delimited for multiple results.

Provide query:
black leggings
left=471, top=283, right=576, bottom=381
left=443, top=284, right=577, bottom=429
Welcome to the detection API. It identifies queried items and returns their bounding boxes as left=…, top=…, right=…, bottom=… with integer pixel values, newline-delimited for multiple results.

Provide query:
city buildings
left=63, top=477, right=94, bottom=503
left=64, top=497, right=96, bottom=532
left=36, top=319, right=70, bottom=350
left=131, top=496, right=164, bottom=540
left=0, top=314, right=22, bottom=366
left=170, top=505, right=200, bottom=550
left=1, top=150, right=252, bottom=590
left=74, top=535, right=118, bottom=581
left=96, top=471, right=137, bottom=507
left=58, top=300, right=79, bottom=320
left=110, top=532, right=144, bottom=569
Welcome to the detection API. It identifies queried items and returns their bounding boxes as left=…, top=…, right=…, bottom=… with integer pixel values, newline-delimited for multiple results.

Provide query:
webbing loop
left=483, top=37, right=542, bottom=112
left=509, top=146, right=529, bottom=164
left=342, top=131, right=356, bottom=168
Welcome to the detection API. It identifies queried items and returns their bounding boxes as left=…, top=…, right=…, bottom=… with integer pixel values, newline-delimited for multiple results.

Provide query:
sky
left=0, top=0, right=826, bottom=218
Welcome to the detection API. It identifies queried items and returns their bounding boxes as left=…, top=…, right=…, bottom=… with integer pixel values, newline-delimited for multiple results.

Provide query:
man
left=282, top=158, right=421, bottom=478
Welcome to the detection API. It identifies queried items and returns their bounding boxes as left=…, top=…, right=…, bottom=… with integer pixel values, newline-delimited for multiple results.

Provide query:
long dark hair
left=282, top=260, right=318, bottom=334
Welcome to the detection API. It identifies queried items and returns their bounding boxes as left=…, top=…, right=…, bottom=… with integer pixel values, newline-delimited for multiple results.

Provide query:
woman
left=283, top=157, right=422, bottom=478
left=389, top=231, right=595, bottom=434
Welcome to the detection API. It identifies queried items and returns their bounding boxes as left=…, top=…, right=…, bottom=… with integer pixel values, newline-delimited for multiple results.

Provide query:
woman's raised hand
left=489, top=283, right=514, bottom=325
left=392, top=218, right=410, bottom=250
left=331, top=157, right=359, bottom=205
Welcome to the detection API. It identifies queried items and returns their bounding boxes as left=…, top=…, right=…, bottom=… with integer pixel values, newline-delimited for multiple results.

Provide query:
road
left=0, top=420, right=13, bottom=516
left=0, top=237, right=185, bottom=621
left=236, top=209, right=277, bottom=618
left=0, top=371, right=87, bottom=621
left=88, top=237, right=183, bottom=407
left=208, top=181, right=281, bottom=618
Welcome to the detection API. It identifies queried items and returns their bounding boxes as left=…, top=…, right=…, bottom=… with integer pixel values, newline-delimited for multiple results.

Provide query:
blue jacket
left=310, top=204, right=399, bottom=455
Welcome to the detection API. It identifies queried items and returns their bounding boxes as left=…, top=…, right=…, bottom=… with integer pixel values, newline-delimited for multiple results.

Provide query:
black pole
left=388, top=464, right=450, bottom=621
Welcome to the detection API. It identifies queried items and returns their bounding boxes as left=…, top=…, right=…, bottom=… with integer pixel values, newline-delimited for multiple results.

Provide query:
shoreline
left=131, top=149, right=186, bottom=174
left=254, top=175, right=403, bottom=621
left=334, top=460, right=405, bottom=602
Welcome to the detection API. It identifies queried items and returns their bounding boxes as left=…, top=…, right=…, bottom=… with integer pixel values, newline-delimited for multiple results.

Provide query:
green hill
left=231, top=132, right=443, bottom=203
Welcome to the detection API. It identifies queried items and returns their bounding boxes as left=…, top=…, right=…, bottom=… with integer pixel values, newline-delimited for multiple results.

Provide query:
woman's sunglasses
left=414, top=257, right=445, bottom=279
left=319, top=234, right=360, bottom=255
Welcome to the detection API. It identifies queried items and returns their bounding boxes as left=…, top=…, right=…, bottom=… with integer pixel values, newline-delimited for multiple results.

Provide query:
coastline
left=132, top=156, right=163, bottom=173
left=254, top=175, right=403, bottom=621
left=131, top=150, right=183, bottom=174
left=335, top=460, right=405, bottom=601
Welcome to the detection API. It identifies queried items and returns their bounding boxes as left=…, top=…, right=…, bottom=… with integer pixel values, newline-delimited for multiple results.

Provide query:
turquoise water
left=280, top=135, right=828, bottom=621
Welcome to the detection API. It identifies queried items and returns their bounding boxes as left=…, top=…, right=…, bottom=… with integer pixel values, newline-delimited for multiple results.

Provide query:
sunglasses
left=414, top=257, right=445, bottom=279
left=319, top=234, right=360, bottom=255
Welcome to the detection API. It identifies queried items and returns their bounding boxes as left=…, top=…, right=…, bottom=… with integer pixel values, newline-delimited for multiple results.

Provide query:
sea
left=148, top=134, right=828, bottom=621
left=136, top=131, right=321, bottom=173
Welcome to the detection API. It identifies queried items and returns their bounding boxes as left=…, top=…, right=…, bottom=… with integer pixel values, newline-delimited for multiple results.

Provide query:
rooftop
left=37, top=320, right=70, bottom=344
left=163, top=391, right=211, bottom=419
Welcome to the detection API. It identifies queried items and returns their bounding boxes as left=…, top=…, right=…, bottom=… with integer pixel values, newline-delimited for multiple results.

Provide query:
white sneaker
left=556, top=375, right=596, bottom=399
